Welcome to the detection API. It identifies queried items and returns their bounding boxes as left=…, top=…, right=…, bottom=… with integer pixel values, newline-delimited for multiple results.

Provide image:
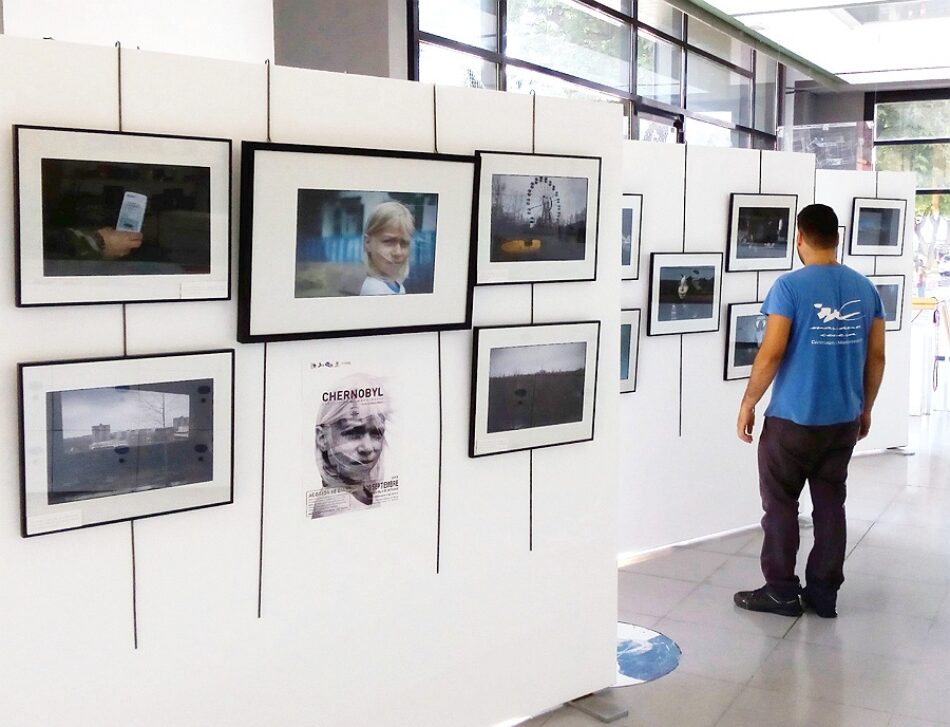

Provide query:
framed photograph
left=850, top=197, right=907, bottom=256
left=726, top=193, right=797, bottom=272
left=474, top=151, right=601, bottom=285
left=238, top=142, right=476, bottom=342
left=14, top=125, right=231, bottom=306
left=869, top=274, right=905, bottom=331
left=621, top=194, right=643, bottom=280
left=620, top=309, right=641, bottom=393
left=648, top=252, right=723, bottom=336
left=725, top=302, right=766, bottom=380
left=19, top=350, right=234, bottom=537
left=470, top=321, right=600, bottom=457
left=837, top=226, right=846, bottom=264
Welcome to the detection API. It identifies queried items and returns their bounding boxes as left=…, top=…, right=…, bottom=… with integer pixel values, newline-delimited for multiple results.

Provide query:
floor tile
left=653, top=618, right=780, bottom=684
left=616, top=610, right=661, bottom=629
left=610, top=671, right=743, bottom=727
left=705, top=553, right=796, bottom=590
left=690, top=531, right=758, bottom=556
left=843, top=543, right=950, bottom=585
left=622, top=548, right=730, bottom=583
left=666, top=583, right=797, bottom=638
left=886, top=716, right=949, bottom=727
left=783, top=608, right=932, bottom=659
left=894, top=661, right=950, bottom=724
left=861, top=521, right=950, bottom=556
left=748, top=639, right=916, bottom=713
left=835, top=571, right=949, bottom=619
left=617, top=572, right=696, bottom=619
left=715, top=685, right=892, bottom=727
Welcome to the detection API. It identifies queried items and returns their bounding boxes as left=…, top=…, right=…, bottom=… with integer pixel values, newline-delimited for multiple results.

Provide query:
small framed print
left=725, top=302, right=766, bottom=380
left=869, top=274, right=905, bottom=331
left=19, top=350, right=234, bottom=537
left=850, top=197, right=907, bottom=256
left=470, top=321, right=600, bottom=457
left=648, top=252, right=723, bottom=336
left=620, top=309, right=641, bottom=393
left=837, top=226, right=846, bottom=264
left=726, top=193, right=797, bottom=272
left=474, top=151, right=601, bottom=285
left=238, top=142, right=476, bottom=342
left=621, top=194, right=643, bottom=280
left=14, top=125, right=231, bottom=306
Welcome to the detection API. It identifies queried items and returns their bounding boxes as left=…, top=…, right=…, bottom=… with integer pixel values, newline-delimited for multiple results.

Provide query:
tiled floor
left=521, top=412, right=950, bottom=727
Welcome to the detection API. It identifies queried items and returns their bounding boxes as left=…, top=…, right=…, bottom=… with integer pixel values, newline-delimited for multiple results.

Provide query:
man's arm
left=737, top=314, right=792, bottom=443
left=859, top=317, right=886, bottom=440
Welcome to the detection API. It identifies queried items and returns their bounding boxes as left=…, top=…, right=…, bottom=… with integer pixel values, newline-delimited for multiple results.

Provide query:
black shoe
left=801, top=590, right=837, bottom=618
left=733, top=586, right=803, bottom=617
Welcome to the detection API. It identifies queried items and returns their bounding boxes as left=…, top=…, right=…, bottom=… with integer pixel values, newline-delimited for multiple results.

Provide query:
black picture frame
left=621, top=194, right=643, bottom=280
left=473, top=150, right=602, bottom=285
left=19, top=349, right=235, bottom=537
left=237, top=141, right=477, bottom=343
left=849, top=197, right=907, bottom=257
left=869, top=274, right=906, bottom=331
left=726, top=193, right=798, bottom=272
left=647, top=252, right=724, bottom=336
left=620, top=308, right=641, bottom=393
left=14, top=124, right=232, bottom=306
left=469, top=321, right=601, bottom=457
left=724, top=302, right=766, bottom=381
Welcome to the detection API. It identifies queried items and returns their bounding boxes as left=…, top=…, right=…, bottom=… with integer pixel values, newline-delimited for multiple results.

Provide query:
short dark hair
left=797, top=204, right=839, bottom=249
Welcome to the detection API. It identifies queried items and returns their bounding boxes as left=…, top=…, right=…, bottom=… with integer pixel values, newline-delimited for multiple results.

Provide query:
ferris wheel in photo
left=525, top=176, right=562, bottom=228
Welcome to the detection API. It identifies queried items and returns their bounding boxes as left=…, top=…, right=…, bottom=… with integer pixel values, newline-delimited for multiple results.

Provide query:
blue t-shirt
left=762, top=264, right=884, bottom=426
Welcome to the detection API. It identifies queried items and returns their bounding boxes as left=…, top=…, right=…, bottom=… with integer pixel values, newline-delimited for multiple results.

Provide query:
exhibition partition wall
left=617, top=142, right=914, bottom=558
left=816, top=169, right=915, bottom=455
left=0, top=36, right=620, bottom=727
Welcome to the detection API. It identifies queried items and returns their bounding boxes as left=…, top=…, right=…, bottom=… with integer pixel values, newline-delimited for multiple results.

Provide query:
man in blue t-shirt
left=733, top=203, right=887, bottom=618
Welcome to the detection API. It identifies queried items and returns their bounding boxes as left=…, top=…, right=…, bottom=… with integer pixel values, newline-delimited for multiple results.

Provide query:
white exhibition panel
left=120, top=49, right=268, bottom=654
left=0, top=38, right=136, bottom=706
left=0, top=36, right=620, bottom=727
left=618, top=143, right=815, bottom=557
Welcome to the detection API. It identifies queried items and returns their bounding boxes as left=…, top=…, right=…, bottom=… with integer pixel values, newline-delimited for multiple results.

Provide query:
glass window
left=754, top=54, right=777, bottom=133
left=688, top=19, right=752, bottom=69
left=636, top=112, right=678, bottom=143
left=507, top=0, right=632, bottom=91
left=752, top=133, right=776, bottom=150
left=419, top=43, right=499, bottom=90
left=875, top=99, right=950, bottom=142
left=637, top=31, right=682, bottom=107
left=507, top=65, right=625, bottom=107
left=686, top=53, right=751, bottom=128
left=419, top=0, right=499, bottom=51
left=684, top=117, right=746, bottom=148
left=914, top=193, right=950, bottom=293
left=874, top=143, right=950, bottom=189
left=637, top=0, right=683, bottom=39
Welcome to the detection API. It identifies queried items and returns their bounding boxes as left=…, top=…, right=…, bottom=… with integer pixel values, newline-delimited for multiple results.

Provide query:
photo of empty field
left=486, top=341, right=587, bottom=433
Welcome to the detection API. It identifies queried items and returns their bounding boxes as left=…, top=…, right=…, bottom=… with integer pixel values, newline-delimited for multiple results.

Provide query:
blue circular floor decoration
left=614, top=622, right=681, bottom=687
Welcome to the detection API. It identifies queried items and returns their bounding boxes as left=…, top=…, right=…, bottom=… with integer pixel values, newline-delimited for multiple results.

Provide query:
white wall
left=0, top=36, right=620, bottom=727
left=817, top=169, right=915, bottom=453
left=1, top=0, right=274, bottom=63
left=617, top=144, right=914, bottom=557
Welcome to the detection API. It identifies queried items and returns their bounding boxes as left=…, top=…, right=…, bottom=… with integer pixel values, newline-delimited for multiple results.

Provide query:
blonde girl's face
left=365, top=222, right=411, bottom=279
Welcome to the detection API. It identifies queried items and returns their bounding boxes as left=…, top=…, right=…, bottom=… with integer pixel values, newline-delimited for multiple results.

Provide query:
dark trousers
left=758, top=416, right=861, bottom=603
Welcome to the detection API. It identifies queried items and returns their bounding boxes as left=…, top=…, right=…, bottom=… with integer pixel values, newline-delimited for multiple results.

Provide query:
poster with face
left=301, top=365, right=400, bottom=519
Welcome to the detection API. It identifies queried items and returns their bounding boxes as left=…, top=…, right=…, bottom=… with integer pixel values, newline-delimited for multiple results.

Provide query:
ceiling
left=701, top=0, right=950, bottom=86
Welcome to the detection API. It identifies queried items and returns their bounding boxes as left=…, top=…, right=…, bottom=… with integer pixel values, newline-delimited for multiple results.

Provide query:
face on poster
left=301, top=364, right=401, bottom=519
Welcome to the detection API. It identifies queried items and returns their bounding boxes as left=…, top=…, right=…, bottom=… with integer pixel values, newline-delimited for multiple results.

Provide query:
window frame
left=408, top=0, right=782, bottom=148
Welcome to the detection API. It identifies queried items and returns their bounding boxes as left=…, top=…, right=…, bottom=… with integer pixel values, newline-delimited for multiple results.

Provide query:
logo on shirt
left=813, top=300, right=862, bottom=323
